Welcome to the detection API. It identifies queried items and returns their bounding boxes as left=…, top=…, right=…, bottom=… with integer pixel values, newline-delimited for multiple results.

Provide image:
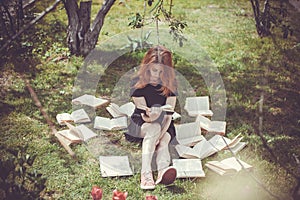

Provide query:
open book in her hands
left=72, top=94, right=109, bottom=109
left=57, top=122, right=97, bottom=145
left=106, top=102, right=135, bottom=118
left=196, top=115, right=226, bottom=135
left=56, top=108, right=91, bottom=125
left=137, top=104, right=174, bottom=112
left=205, top=157, right=253, bottom=176
left=94, top=116, right=128, bottom=131
left=184, top=96, right=213, bottom=117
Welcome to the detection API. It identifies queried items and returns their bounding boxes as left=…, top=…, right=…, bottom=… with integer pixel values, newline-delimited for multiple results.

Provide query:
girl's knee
left=142, top=123, right=161, bottom=138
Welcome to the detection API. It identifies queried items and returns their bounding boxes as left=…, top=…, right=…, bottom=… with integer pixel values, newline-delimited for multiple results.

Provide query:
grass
left=1, top=0, right=300, bottom=199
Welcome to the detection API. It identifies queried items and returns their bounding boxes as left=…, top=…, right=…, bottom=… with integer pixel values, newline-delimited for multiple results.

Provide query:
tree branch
left=0, top=0, right=62, bottom=53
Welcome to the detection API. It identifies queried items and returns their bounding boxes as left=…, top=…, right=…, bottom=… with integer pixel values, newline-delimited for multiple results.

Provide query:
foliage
left=0, top=0, right=300, bottom=199
left=128, top=0, right=187, bottom=46
left=0, top=145, right=46, bottom=200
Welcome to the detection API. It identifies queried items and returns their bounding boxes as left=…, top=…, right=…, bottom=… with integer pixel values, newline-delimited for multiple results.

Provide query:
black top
left=125, top=78, right=177, bottom=141
left=131, top=83, right=176, bottom=115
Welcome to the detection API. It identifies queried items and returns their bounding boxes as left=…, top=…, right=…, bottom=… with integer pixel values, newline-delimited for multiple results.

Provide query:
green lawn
left=1, top=0, right=300, bottom=199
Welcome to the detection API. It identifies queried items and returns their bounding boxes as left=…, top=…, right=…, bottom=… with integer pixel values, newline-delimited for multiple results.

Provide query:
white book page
left=193, top=139, right=218, bottom=159
left=184, top=96, right=213, bottom=117
left=220, top=157, right=252, bottom=171
left=175, top=144, right=198, bottom=159
left=57, top=129, right=82, bottom=142
left=196, top=115, right=211, bottom=130
left=71, top=109, right=91, bottom=123
left=175, top=122, right=203, bottom=146
left=208, top=121, right=226, bottom=133
left=99, top=156, right=133, bottom=177
left=72, top=94, right=108, bottom=107
left=111, top=116, right=128, bottom=130
left=94, top=116, right=113, bottom=130
left=208, top=135, right=231, bottom=151
left=119, top=102, right=135, bottom=116
left=76, top=124, right=97, bottom=141
left=56, top=113, right=73, bottom=125
left=173, top=159, right=205, bottom=178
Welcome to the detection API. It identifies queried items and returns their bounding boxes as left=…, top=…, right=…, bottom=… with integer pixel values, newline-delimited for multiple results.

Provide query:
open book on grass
left=184, top=96, right=213, bottom=117
left=175, top=137, right=218, bottom=159
left=175, top=133, right=245, bottom=159
left=57, top=123, right=97, bottom=144
left=207, top=133, right=244, bottom=151
left=56, top=108, right=91, bottom=125
left=172, top=159, right=205, bottom=178
left=205, top=157, right=253, bottom=176
left=175, top=121, right=203, bottom=146
left=94, top=116, right=128, bottom=131
left=72, top=94, right=109, bottom=108
left=99, top=156, right=133, bottom=177
left=196, top=115, right=226, bottom=135
left=106, top=102, right=135, bottom=118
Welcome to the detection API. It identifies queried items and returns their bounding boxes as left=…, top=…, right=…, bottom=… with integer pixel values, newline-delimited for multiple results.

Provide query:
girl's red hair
left=134, top=45, right=177, bottom=96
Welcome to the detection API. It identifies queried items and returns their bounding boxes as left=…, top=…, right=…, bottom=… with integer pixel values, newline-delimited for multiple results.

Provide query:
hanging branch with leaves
left=128, top=0, right=187, bottom=47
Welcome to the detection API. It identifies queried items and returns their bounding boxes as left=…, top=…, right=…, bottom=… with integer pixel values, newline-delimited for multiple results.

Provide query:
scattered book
left=184, top=96, right=213, bottom=117
left=172, top=159, right=205, bottom=178
left=196, top=115, right=226, bottom=135
left=94, top=116, right=128, bottom=131
left=56, top=108, right=91, bottom=125
left=72, top=94, right=109, bottom=108
left=175, top=137, right=218, bottom=159
left=205, top=157, right=253, bottom=176
left=106, top=102, right=135, bottom=118
left=57, top=123, right=97, bottom=144
left=175, top=134, right=245, bottom=159
left=99, top=156, right=133, bottom=177
left=225, top=141, right=248, bottom=155
left=209, top=133, right=244, bottom=151
left=175, top=122, right=203, bottom=146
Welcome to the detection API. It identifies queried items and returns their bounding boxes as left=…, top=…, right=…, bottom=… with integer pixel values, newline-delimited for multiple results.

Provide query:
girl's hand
left=145, top=106, right=163, bottom=122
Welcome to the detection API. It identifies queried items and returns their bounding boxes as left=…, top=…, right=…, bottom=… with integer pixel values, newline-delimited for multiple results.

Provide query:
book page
left=56, top=113, right=73, bottom=125
left=57, top=130, right=82, bottom=143
left=99, top=156, right=133, bottom=177
left=193, top=138, right=218, bottom=159
left=208, top=121, right=226, bottom=134
left=208, top=135, right=231, bottom=151
left=206, top=160, right=237, bottom=172
left=72, top=94, right=109, bottom=108
left=195, top=115, right=211, bottom=130
left=220, top=157, right=253, bottom=171
left=94, top=116, right=113, bottom=130
left=205, top=163, right=228, bottom=176
left=184, top=96, right=213, bottom=117
left=71, top=108, right=91, bottom=123
left=226, top=142, right=247, bottom=155
left=175, top=122, right=202, bottom=146
left=111, top=116, right=128, bottom=130
left=173, top=159, right=205, bottom=178
left=119, top=102, right=135, bottom=116
left=175, top=144, right=199, bottom=159
left=76, top=124, right=97, bottom=141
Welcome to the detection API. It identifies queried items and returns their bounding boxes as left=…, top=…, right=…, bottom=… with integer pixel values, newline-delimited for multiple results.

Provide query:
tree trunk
left=64, top=0, right=116, bottom=57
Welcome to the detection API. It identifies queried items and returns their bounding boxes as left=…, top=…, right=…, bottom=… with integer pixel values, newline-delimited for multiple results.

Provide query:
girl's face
left=149, top=64, right=163, bottom=85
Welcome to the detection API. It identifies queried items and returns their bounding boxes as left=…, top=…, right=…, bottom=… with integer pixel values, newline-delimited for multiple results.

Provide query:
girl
left=127, top=45, right=178, bottom=190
